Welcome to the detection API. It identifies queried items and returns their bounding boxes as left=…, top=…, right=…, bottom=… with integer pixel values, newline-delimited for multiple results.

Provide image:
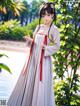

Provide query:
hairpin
left=50, top=4, right=54, bottom=9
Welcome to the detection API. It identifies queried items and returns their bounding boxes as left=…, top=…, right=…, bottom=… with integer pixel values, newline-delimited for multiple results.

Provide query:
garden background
left=0, top=0, right=80, bottom=106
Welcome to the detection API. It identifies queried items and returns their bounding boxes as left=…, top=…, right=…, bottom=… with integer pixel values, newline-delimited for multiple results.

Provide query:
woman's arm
left=43, top=26, right=60, bottom=57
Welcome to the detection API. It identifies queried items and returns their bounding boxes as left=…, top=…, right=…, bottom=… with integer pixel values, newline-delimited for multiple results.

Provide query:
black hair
left=37, top=2, right=56, bottom=36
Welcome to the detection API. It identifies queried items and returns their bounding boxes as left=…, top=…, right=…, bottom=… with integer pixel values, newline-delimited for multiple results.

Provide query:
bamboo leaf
left=0, top=63, right=12, bottom=74
left=0, top=54, right=8, bottom=58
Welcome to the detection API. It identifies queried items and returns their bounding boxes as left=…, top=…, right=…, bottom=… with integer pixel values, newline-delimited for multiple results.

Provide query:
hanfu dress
left=7, top=24, right=60, bottom=106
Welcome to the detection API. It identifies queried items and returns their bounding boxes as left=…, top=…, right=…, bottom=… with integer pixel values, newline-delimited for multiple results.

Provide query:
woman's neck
left=44, top=22, right=52, bottom=28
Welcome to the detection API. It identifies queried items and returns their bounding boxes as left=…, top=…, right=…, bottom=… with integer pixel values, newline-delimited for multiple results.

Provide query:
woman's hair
left=39, top=2, right=56, bottom=21
left=37, top=2, right=56, bottom=36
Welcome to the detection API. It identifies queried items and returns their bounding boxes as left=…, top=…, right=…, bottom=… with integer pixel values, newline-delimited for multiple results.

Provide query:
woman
left=7, top=2, right=60, bottom=106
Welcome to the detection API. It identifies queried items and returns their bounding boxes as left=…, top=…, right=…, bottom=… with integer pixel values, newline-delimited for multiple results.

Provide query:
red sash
left=23, top=35, right=47, bottom=82
left=40, top=36, right=47, bottom=81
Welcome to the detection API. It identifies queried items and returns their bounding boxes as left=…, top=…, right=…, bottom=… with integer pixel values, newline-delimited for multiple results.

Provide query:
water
left=0, top=49, right=29, bottom=101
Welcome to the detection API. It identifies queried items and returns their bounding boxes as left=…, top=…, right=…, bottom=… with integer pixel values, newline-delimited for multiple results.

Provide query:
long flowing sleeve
left=44, top=25, right=60, bottom=57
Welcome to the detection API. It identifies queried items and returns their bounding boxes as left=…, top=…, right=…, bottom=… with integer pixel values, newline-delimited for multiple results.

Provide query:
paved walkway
left=0, top=40, right=80, bottom=102
left=0, top=40, right=30, bottom=103
left=0, top=40, right=29, bottom=52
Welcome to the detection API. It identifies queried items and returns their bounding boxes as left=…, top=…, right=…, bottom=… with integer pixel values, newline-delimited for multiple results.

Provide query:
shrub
left=0, top=19, right=39, bottom=41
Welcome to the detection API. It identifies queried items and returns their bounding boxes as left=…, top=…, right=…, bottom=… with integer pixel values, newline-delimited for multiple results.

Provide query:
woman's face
left=42, top=11, right=53, bottom=26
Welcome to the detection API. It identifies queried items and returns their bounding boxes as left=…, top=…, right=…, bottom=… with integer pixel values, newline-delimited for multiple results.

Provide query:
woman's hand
left=24, top=36, right=33, bottom=46
left=23, top=36, right=33, bottom=42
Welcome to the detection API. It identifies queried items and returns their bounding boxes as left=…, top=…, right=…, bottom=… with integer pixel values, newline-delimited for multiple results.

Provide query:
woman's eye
left=42, top=14, right=51, bottom=17
left=47, top=14, right=50, bottom=16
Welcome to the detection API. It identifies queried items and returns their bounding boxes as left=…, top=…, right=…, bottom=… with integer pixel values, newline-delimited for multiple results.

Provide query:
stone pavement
left=0, top=40, right=29, bottom=52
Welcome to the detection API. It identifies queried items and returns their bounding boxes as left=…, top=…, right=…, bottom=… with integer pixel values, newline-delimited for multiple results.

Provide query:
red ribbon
left=23, top=35, right=47, bottom=82
left=40, top=36, right=47, bottom=81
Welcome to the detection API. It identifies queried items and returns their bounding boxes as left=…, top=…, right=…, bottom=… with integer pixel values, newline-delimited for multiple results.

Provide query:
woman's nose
left=44, top=15, right=48, bottom=19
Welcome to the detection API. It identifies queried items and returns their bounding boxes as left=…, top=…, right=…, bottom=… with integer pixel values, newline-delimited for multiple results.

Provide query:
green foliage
left=25, top=19, right=39, bottom=37
left=0, top=54, right=11, bottom=73
left=0, top=53, right=8, bottom=57
left=0, top=19, right=39, bottom=40
left=0, top=20, right=23, bottom=40
left=0, top=0, right=80, bottom=105
left=48, top=0, right=80, bottom=105
left=0, top=0, right=25, bottom=16
left=54, top=80, right=80, bottom=106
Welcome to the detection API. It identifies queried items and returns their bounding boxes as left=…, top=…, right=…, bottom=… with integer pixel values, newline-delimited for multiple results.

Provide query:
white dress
left=7, top=24, right=60, bottom=106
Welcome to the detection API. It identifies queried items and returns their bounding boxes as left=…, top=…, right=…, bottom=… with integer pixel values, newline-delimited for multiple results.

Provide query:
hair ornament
left=50, top=4, right=54, bottom=9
